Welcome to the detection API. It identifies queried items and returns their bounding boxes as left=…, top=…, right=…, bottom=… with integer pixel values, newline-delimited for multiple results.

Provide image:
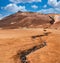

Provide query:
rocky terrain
left=0, top=29, right=60, bottom=63
left=0, top=12, right=60, bottom=63
left=0, top=12, right=55, bottom=29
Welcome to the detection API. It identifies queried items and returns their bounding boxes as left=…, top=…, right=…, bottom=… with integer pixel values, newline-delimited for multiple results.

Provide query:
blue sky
left=0, top=0, right=60, bottom=19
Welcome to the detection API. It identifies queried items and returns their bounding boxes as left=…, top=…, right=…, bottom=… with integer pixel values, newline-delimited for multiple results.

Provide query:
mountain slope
left=0, top=12, right=60, bottom=29
left=0, top=12, right=53, bottom=29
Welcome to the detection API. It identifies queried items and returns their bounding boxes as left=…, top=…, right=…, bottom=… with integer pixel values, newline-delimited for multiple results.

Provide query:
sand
left=0, top=28, right=60, bottom=63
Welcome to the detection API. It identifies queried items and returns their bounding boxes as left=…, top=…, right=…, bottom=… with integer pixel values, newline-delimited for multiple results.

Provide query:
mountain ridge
left=0, top=12, right=60, bottom=29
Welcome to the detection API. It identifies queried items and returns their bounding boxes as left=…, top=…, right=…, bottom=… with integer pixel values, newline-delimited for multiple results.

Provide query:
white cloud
left=4, top=4, right=19, bottom=12
left=19, top=6, right=27, bottom=12
left=43, top=5, right=47, bottom=8
left=55, top=1, right=60, bottom=8
left=4, top=4, right=27, bottom=12
left=10, top=0, right=41, bottom=3
left=37, top=8, right=60, bottom=14
left=0, top=14, right=3, bottom=20
left=48, top=0, right=60, bottom=8
left=55, top=8, right=60, bottom=12
left=31, top=5, right=38, bottom=9
left=47, top=0, right=60, bottom=14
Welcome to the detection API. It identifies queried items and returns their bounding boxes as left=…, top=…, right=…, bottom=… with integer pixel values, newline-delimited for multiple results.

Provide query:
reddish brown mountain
left=0, top=12, right=57, bottom=29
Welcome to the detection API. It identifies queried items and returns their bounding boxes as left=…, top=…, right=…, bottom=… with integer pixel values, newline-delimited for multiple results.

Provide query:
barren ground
left=0, top=28, right=60, bottom=63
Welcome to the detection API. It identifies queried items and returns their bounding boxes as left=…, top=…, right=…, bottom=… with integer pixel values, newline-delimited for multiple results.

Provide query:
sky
left=0, top=0, right=60, bottom=19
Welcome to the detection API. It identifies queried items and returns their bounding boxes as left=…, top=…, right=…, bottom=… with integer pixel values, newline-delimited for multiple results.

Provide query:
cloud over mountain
left=4, top=4, right=27, bottom=12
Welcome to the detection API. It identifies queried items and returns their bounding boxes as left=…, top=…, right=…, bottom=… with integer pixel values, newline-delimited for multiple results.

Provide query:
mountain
left=0, top=12, right=60, bottom=63
left=0, top=12, right=59, bottom=29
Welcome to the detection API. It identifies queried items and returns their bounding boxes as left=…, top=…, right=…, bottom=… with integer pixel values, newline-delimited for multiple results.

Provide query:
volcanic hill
left=0, top=12, right=56, bottom=29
